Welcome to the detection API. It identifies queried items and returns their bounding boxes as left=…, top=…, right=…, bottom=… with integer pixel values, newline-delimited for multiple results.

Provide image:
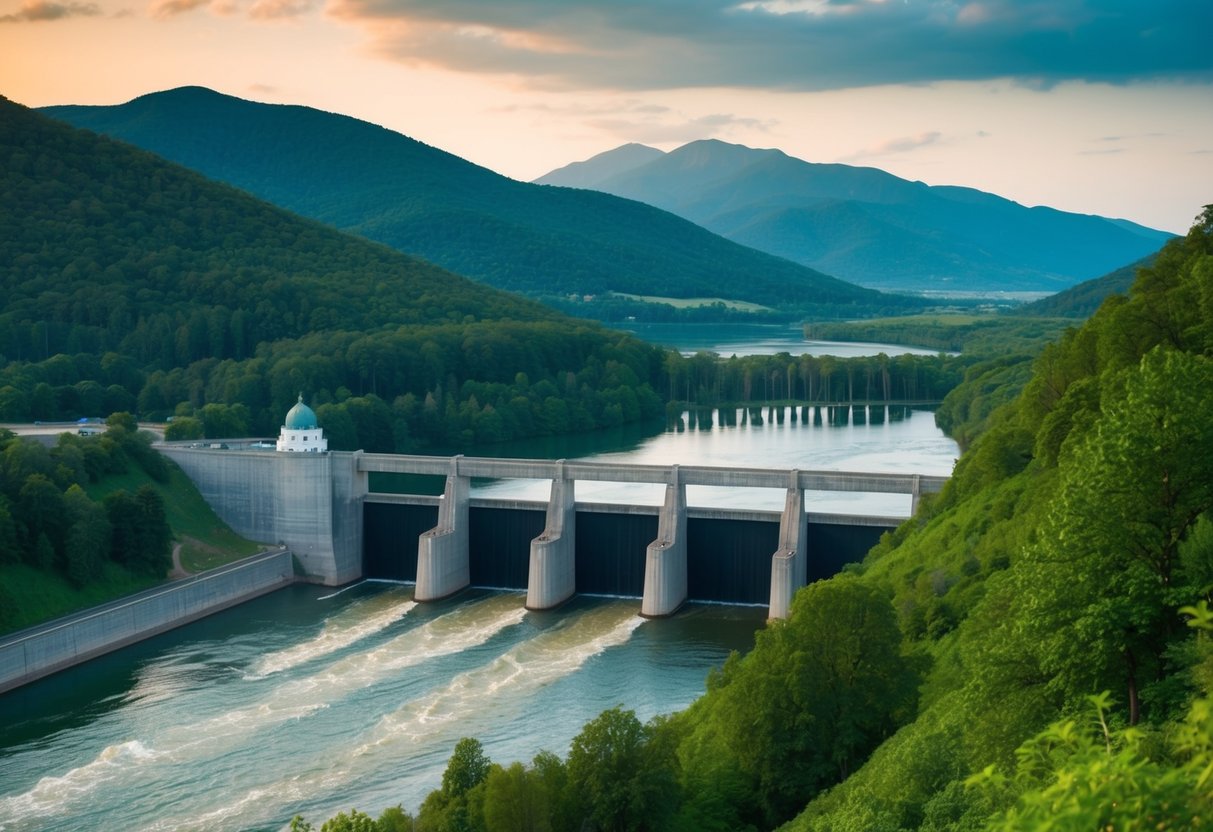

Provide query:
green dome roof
left=284, top=395, right=318, bottom=430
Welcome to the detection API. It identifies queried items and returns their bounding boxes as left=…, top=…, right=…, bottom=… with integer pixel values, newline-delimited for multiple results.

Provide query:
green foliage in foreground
left=296, top=207, right=1213, bottom=831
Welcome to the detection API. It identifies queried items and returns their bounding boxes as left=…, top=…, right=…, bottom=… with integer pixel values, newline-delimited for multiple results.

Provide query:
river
left=0, top=337, right=959, bottom=831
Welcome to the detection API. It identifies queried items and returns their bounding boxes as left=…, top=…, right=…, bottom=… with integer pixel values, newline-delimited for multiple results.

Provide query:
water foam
left=0, top=740, right=159, bottom=825
left=249, top=593, right=416, bottom=678
left=365, top=603, right=645, bottom=748
left=159, top=595, right=528, bottom=760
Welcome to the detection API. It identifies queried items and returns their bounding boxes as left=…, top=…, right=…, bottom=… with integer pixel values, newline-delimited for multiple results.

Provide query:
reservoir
left=0, top=338, right=959, bottom=831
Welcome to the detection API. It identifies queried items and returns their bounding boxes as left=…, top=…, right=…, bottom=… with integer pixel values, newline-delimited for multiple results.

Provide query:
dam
left=159, top=445, right=947, bottom=619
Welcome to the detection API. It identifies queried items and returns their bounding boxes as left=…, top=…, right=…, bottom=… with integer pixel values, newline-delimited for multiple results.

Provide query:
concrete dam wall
left=159, top=446, right=365, bottom=585
left=160, top=446, right=943, bottom=618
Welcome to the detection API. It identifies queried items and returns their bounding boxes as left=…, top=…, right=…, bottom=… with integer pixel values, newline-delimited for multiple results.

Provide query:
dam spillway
left=362, top=497, right=895, bottom=607
left=161, top=443, right=946, bottom=619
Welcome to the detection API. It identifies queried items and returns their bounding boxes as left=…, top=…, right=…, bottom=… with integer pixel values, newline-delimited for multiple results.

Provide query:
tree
left=442, top=737, right=492, bottom=800
left=18, top=473, right=65, bottom=564
left=418, top=738, right=493, bottom=832
left=566, top=707, right=674, bottom=832
left=701, top=573, right=918, bottom=827
left=164, top=416, right=203, bottom=441
left=106, top=411, right=137, bottom=434
left=133, top=484, right=172, bottom=576
left=483, top=762, right=551, bottom=832
left=0, top=496, right=19, bottom=564
left=63, top=484, right=111, bottom=585
left=318, top=809, right=378, bottom=832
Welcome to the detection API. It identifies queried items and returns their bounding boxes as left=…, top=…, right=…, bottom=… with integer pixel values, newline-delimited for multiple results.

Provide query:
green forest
left=292, top=211, right=1213, bottom=831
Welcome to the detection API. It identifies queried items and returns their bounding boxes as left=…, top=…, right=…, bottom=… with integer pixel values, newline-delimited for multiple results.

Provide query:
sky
left=2, top=0, right=1211, bottom=233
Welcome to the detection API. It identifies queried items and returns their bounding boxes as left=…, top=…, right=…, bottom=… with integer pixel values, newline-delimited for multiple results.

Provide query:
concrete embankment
left=0, top=549, right=295, bottom=694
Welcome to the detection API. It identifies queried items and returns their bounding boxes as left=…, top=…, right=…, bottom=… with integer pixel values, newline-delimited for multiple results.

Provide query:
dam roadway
left=160, top=446, right=948, bottom=620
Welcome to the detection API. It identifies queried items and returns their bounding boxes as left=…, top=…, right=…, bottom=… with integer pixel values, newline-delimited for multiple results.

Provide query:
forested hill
left=1013, top=252, right=1157, bottom=318
left=0, top=95, right=669, bottom=445
left=1, top=94, right=555, bottom=348
left=40, top=87, right=910, bottom=317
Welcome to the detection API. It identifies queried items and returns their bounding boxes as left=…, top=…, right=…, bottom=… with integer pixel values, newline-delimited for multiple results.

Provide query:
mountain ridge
left=535, top=138, right=1172, bottom=292
left=43, top=88, right=906, bottom=316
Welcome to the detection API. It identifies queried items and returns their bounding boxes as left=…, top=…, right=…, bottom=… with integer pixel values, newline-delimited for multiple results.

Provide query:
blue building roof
left=284, top=394, right=318, bottom=430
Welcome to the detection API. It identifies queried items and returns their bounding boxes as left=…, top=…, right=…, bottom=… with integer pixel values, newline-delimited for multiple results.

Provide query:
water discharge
left=0, top=588, right=720, bottom=832
left=0, top=593, right=524, bottom=827
left=147, top=603, right=647, bottom=832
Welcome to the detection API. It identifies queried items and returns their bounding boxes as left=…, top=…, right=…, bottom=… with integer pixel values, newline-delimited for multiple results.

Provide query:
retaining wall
left=0, top=549, right=294, bottom=694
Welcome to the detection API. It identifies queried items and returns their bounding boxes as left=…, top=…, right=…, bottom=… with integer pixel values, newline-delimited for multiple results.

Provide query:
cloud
left=0, top=0, right=101, bottom=22
left=148, top=0, right=315, bottom=19
left=840, top=130, right=945, bottom=161
left=148, top=0, right=209, bottom=17
left=495, top=98, right=774, bottom=144
left=248, top=0, right=315, bottom=18
left=589, top=112, right=777, bottom=145
left=326, top=0, right=1213, bottom=92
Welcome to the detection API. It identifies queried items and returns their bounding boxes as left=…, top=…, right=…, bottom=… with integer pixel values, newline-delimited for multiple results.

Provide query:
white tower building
left=277, top=394, right=328, bottom=452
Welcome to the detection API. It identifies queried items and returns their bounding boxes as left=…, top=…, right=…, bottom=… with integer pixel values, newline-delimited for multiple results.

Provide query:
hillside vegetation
left=1012, top=253, right=1156, bottom=319
left=43, top=88, right=917, bottom=319
left=294, top=208, right=1213, bottom=830
left=0, top=416, right=256, bottom=634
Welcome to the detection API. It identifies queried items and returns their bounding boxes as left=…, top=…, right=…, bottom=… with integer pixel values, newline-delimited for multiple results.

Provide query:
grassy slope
left=1, top=454, right=259, bottom=634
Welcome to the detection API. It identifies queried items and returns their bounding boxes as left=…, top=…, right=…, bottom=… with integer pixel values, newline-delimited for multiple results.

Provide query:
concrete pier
left=526, top=462, right=577, bottom=610
left=641, top=465, right=688, bottom=618
left=416, top=456, right=471, bottom=601
left=769, top=470, right=808, bottom=620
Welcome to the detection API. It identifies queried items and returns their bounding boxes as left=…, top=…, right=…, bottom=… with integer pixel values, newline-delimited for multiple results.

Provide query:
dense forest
left=293, top=210, right=1213, bottom=831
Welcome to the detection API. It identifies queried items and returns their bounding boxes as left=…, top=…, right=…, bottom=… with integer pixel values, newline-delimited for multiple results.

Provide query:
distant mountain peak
left=534, top=142, right=664, bottom=189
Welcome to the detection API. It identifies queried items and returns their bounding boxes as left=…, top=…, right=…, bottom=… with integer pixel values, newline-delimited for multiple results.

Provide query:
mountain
left=1012, top=253, right=1155, bottom=318
left=535, top=139, right=1173, bottom=293
left=41, top=88, right=903, bottom=316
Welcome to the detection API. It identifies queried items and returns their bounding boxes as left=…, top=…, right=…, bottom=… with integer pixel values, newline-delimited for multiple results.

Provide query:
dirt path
left=168, top=542, right=190, bottom=580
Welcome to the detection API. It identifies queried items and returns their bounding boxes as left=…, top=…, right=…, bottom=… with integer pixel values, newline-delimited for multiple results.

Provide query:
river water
left=0, top=337, right=959, bottom=831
